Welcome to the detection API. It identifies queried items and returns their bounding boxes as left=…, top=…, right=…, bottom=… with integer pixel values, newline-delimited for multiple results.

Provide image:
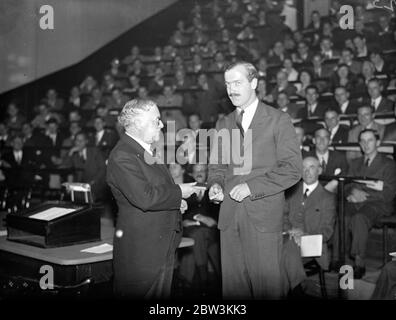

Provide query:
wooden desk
left=0, top=218, right=194, bottom=293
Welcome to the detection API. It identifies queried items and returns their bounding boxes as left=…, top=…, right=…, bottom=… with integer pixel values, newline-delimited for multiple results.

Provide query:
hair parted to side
left=118, top=99, right=156, bottom=129
left=224, top=61, right=258, bottom=82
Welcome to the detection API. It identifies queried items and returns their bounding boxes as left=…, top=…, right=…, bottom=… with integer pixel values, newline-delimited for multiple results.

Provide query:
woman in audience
left=282, top=57, right=299, bottom=82
left=330, top=64, right=356, bottom=93
left=295, top=69, right=313, bottom=98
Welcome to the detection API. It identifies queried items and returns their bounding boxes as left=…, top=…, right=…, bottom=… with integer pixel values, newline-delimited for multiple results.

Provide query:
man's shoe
left=353, top=266, right=366, bottom=279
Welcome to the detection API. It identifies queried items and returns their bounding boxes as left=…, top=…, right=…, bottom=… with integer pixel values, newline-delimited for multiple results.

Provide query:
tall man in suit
left=281, top=157, right=336, bottom=296
left=208, top=62, right=302, bottom=299
left=106, top=99, right=199, bottom=299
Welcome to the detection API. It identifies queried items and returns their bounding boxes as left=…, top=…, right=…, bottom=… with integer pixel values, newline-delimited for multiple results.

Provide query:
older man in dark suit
left=106, top=99, right=199, bottom=299
left=208, top=62, right=302, bottom=299
left=281, top=157, right=336, bottom=296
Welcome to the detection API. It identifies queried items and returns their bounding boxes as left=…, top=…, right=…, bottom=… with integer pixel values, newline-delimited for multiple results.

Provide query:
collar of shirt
left=330, top=124, right=340, bottom=140
left=316, top=150, right=329, bottom=164
left=14, top=150, right=22, bottom=159
left=96, top=129, right=105, bottom=141
left=309, top=102, right=317, bottom=114
left=79, top=148, right=87, bottom=160
left=365, top=151, right=378, bottom=166
left=303, top=181, right=319, bottom=197
left=237, top=98, right=258, bottom=132
left=372, top=96, right=382, bottom=109
left=340, top=101, right=349, bottom=113
left=125, top=132, right=153, bottom=156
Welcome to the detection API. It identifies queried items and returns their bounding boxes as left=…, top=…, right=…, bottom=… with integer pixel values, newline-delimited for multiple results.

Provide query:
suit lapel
left=243, top=102, right=267, bottom=151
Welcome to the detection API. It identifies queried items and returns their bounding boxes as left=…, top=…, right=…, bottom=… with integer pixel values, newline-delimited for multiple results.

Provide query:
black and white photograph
left=0, top=0, right=396, bottom=311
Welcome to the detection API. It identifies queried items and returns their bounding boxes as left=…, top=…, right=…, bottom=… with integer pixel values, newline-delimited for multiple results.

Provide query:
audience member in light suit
left=334, top=129, right=396, bottom=279
left=208, top=62, right=302, bottom=299
left=106, top=99, right=199, bottom=299
left=281, top=157, right=336, bottom=297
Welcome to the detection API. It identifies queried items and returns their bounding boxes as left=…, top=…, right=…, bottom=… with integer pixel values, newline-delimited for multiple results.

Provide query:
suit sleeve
left=207, top=120, right=229, bottom=189
left=319, top=193, right=336, bottom=242
left=107, top=151, right=181, bottom=212
left=247, top=112, right=302, bottom=199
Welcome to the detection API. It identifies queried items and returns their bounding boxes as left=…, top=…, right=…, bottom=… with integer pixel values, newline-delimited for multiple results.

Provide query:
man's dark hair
left=359, top=128, right=380, bottom=141
left=225, top=61, right=258, bottom=82
left=305, top=85, right=319, bottom=94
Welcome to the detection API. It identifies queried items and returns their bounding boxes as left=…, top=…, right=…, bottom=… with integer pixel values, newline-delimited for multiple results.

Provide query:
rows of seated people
left=1, top=0, right=396, bottom=293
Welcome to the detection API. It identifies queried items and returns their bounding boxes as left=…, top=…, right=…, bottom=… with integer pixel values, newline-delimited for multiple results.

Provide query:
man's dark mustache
left=229, top=93, right=240, bottom=97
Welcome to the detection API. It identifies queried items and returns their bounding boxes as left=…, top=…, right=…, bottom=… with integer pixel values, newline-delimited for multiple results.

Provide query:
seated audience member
left=371, top=260, right=396, bottom=300
left=62, top=121, right=82, bottom=149
left=352, top=34, right=369, bottom=58
left=177, top=164, right=220, bottom=290
left=320, top=36, right=339, bottom=60
left=383, top=105, right=396, bottom=142
left=334, top=129, right=396, bottom=279
left=324, top=109, right=349, bottom=144
left=355, top=61, right=377, bottom=93
left=62, top=132, right=107, bottom=202
left=101, top=74, right=118, bottom=95
left=338, top=47, right=361, bottom=75
left=370, top=50, right=393, bottom=75
left=270, top=70, right=297, bottom=101
left=363, top=78, right=394, bottom=113
left=281, top=157, right=336, bottom=297
left=83, top=87, right=106, bottom=110
left=123, top=74, right=140, bottom=97
left=31, top=103, right=61, bottom=130
left=45, top=118, right=64, bottom=150
left=277, top=92, right=305, bottom=119
left=0, top=135, right=38, bottom=189
left=292, top=41, right=313, bottom=65
left=347, top=105, right=385, bottom=161
left=67, top=86, right=82, bottom=109
left=90, top=116, right=119, bottom=159
left=42, top=88, right=65, bottom=112
left=79, top=75, right=98, bottom=95
left=307, top=128, right=349, bottom=177
left=304, top=85, right=328, bottom=118
left=333, top=86, right=359, bottom=115
left=330, top=64, right=356, bottom=93
left=295, top=69, right=312, bottom=98
left=5, top=103, right=26, bottom=132
left=267, top=41, right=287, bottom=66
left=282, top=58, right=299, bottom=82
left=295, top=125, right=309, bottom=157
left=156, top=85, right=186, bottom=132
left=106, top=88, right=129, bottom=110
left=0, top=123, right=11, bottom=150
left=310, top=54, right=334, bottom=80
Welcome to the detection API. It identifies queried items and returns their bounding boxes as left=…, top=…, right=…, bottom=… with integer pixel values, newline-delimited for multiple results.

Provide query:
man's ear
left=318, top=166, right=323, bottom=176
left=251, top=78, right=258, bottom=90
left=312, top=137, right=317, bottom=145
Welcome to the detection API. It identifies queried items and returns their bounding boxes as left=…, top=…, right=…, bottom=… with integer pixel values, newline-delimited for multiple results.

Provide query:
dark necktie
left=236, top=109, right=244, bottom=137
left=364, top=157, right=370, bottom=167
left=321, top=158, right=326, bottom=173
left=304, top=188, right=309, bottom=199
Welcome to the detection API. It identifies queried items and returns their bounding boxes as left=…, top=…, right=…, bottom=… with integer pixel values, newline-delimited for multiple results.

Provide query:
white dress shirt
left=316, top=151, right=329, bottom=166
left=371, top=96, right=382, bottom=111
left=96, top=130, right=105, bottom=145
left=237, top=98, right=259, bottom=132
left=303, top=181, right=319, bottom=198
left=125, top=132, right=153, bottom=156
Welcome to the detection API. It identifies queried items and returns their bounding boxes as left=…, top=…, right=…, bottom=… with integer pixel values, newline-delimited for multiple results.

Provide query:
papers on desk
left=353, top=179, right=384, bottom=191
left=300, top=235, right=323, bottom=258
left=81, top=243, right=113, bottom=254
left=29, top=207, right=77, bottom=221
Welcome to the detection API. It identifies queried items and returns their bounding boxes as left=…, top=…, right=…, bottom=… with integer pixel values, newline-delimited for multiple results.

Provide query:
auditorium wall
left=0, top=0, right=177, bottom=94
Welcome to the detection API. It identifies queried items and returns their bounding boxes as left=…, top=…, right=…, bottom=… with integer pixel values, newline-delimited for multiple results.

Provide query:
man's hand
left=208, top=183, right=224, bottom=203
left=193, top=214, right=217, bottom=227
left=350, top=188, right=369, bottom=202
left=183, top=219, right=200, bottom=227
left=288, top=228, right=304, bottom=246
left=229, top=183, right=251, bottom=202
left=178, top=182, right=198, bottom=199
left=180, top=199, right=188, bottom=214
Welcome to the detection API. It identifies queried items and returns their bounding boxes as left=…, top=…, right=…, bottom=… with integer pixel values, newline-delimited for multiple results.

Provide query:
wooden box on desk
left=5, top=201, right=101, bottom=248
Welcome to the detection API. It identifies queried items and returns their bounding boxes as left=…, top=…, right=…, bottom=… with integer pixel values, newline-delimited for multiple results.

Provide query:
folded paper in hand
left=300, top=234, right=323, bottom=257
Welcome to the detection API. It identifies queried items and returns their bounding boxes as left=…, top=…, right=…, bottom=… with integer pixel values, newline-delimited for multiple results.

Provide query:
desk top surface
left=0, top=218, right=194, bottom=266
